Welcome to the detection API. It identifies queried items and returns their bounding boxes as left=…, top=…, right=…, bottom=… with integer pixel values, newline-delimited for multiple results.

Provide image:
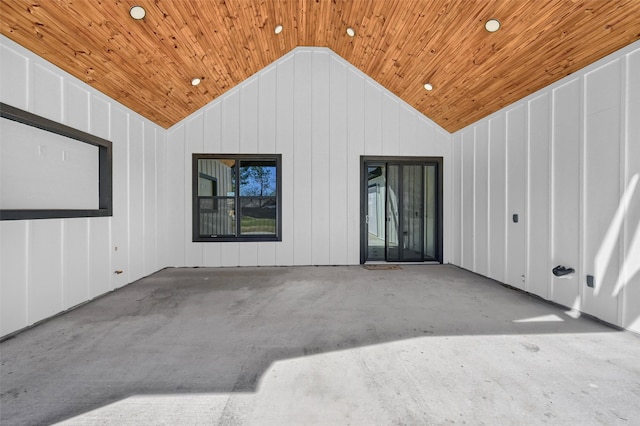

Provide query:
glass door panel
left=367, top=165, right=386, bottom=260
left=401, top=165, right=424, bottom=261
left=386, top=165, right=400, bottom=261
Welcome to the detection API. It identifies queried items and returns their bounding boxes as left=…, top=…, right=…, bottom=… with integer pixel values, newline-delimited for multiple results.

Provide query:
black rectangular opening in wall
left=360, top=156, right=444, bottom=264
left=0, top=103, right=113, bottom=220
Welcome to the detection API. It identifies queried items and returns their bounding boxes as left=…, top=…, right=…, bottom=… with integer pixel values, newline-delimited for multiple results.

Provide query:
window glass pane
left=199, top=197, right=235, bottom=236
left=240, top=197, right=277, bottom=235
left=239, top=161, right=277, bottom=196
left=198, top=159, right=235, bottom=195
left=198, top=159, right=236, bottom=236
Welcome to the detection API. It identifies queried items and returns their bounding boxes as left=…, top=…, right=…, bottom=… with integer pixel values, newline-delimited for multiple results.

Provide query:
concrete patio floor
left=1, top=265, right=639, bottom=425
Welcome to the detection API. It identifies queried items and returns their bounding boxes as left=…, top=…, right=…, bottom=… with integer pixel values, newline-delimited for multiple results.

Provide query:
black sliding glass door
left=363, top=158, right=441, bottom=263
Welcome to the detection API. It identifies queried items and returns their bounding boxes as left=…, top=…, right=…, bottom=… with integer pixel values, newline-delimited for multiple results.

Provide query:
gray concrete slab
left=1, top=265, right=639, bottom=425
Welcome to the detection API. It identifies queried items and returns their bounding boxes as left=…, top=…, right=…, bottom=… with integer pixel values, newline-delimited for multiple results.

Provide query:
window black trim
left=0, top=102, right=113, bottom=221
left=192, top=153, right=282, bottom=242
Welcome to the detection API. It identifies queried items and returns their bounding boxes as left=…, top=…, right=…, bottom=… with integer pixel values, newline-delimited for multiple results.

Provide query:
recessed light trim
left=423, top=83, right=433, bottom=91
left=191, top=78, right=201, bottom=86
left=274, top=24, right=283, bottom=34
left=129, top=5, right=146, bottom=20
left=485, top=19, right=501, bottom=32
left=346, top=27, right=356, bottom=37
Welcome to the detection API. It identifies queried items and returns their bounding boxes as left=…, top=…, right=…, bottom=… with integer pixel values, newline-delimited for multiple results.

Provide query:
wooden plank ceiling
left=2, top=0, right=639, bottom=132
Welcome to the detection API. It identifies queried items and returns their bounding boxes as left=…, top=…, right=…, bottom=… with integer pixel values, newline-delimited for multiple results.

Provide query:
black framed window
left=193, top=154, right=281, bottom=242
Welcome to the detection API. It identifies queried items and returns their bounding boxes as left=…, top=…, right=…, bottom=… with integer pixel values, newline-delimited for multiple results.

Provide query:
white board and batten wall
left=2, top=31, right=638, bottom=338
left=451, top=40, right=640, bottom=334
left=165, top=47, right=452, bottom=268
left=0, top=35, right=168, bottom=337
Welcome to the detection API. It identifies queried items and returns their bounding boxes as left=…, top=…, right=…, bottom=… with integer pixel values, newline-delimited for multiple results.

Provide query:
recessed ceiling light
left=423, top=83, right=433, bottom=91
left=485, top=19, right=501, bottom=32
left=191, top=77, right=201, bottom=86
left=346, top=27, right=356, bottom=37
left=274, top=24, right=283, bottom=34
left=129, top=5, right=146, bottom=20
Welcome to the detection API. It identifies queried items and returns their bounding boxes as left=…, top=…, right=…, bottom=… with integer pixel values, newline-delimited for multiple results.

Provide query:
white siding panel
left=527, top=94, right=551, bottom=298
left=0, top=222, right=28, bottom=335
left=166, top=125, right=186, bottom=267
left=488, top=115, right=506, bottom=283
left=128, top=119, right=145, bottom=281
left=329, top=57, right=349, bottom=264
left=399, top=107, right=417, bottom=156
left=143, top=126, right=158, bottom=274
left=451, top=133, right=463, bottom=266
left=89, top=217, right=111, bottom=297
left=506, top=105, right=527, bottom=289
left=438, top=129, right=453, bottom=264
left=33, top=63, right=62, bottom=122
left=346, top=69, right=366, bottom=264
left=623, top=50, right=640, bottom=333
left=416, top=119, right=436, bottom=156
left=222, top=92, right=240, bottom=153
left=28, top=220, right=63, bottom=323
left=90, top=96, right=110, bottom=140
left=551, top=80, right=581, bottom=308
left=65, top=83, right=89, bottom=132
left=461, top=128, right=475, bottom=270
left=257, top=242, right=277, bottom=266
left=220, top=242, right=240, bottom=267
left=0, top=44, right=28, bottom=109
left=382, top=94, right=399, bottom=156
left=63, top=218, right=90, bottom=309
left=311, top=51, right=331, bottom=265
left=275, top=56, right=295, bottom=266
left=156, top=133, right=168, bottom=268
left=293, top=50, right=313, bottom=265
left=240, top=78, right=259, bottom=153
left=238, top=242, right=258, bottom=267
left=204, top=102, right=222, bottom=153
left=474, top=121, right=489, bottom=277
left=258, top=67, right=277, bottom=154
left=111, top=107, right=130, bottom=287
left=583, top=60, right=622, bottom=324
left=364, top=81, right=382, bottom=155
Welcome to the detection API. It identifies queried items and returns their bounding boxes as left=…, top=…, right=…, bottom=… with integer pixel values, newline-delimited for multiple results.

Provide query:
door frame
left=360, top=156, right=443, bottom=264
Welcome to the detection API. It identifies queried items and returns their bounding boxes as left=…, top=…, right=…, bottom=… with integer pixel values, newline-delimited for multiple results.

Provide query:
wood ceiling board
left=2, top=1, right=639, bottom=132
